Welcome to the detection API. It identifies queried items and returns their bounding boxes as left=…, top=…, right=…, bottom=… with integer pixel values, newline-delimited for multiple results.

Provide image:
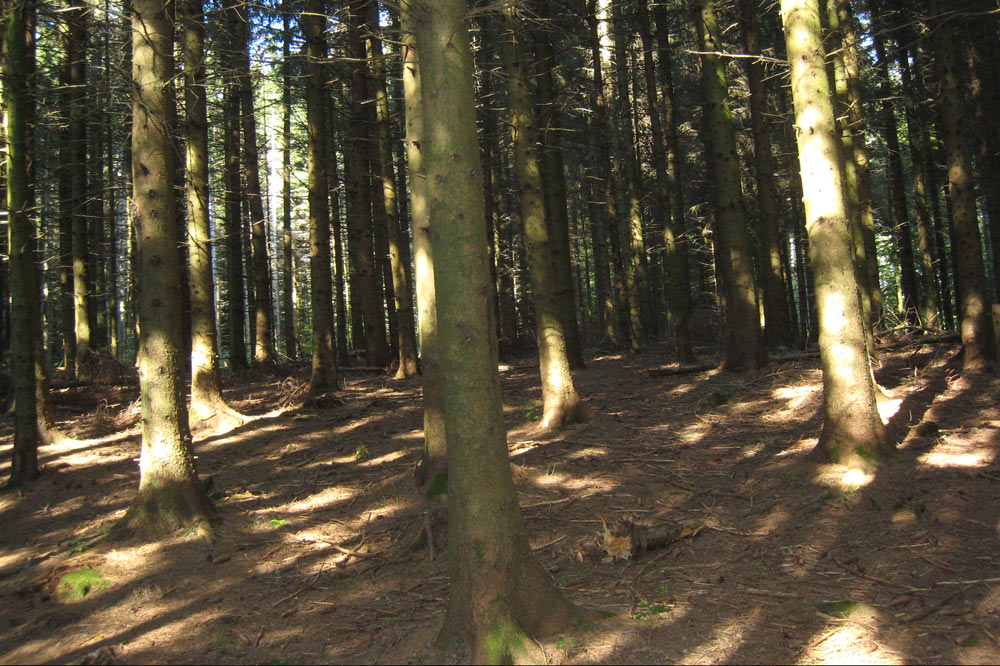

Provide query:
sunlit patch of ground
left=2, top=340, right=1000, bottom=664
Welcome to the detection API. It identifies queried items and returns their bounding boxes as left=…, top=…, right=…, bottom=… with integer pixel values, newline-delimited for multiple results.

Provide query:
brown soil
left=2, top=338, right=1000, bottom=665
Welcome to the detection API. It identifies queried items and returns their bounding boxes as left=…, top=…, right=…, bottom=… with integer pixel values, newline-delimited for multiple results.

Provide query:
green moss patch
left=58, top=567, right=109, bottom=600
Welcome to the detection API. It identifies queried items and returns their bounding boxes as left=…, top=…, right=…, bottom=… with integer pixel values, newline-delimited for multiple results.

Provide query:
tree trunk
left=414, top=2, right=584, bottom=659
left=693, top=0, right=765, bottom=372
left=501, top=0, right=587, bottom=431
left=67, top=0, right=91, bottom=374
left=302, top=0, right=339, bottom=395
left=929, top=0, right=996, bottom=371
left=222, top=6, right=246, bottom=370
left=781, top=0, right=888, bottom=466
left=739, top=0, right=796, bottom=349
left=401, top=0, right=445, bottom=492
left=346, top=0, right=390, bottom=368
left=367, top=1, right=419, bottom=378
left=183, top=0, right=241, bottom=430
left=280, top=5, right=295, bottom=360
left=117, top=0, right=212, bottom=537
left=6, top=0, right=39, bottom=486
left=532, top=0, right=585, bottom=369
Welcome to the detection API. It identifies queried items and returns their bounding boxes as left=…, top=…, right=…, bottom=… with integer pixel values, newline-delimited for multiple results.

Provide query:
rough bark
left=693, top=0, right=765, bottom=371
left=183, top=0, right=242, bottom=430
left=5, top=0, right=39, bottom=486
left=501, top=0, right=587, bottom=431
left=222, top=5, right=246, bottom=370
left=67, top=0, right=91, bottom=373
left=781, top=0, right=889, bottom=466
left=367, top=2, right=419, bottom=378
left=280, top=6, right=296, bottom=360
left=739, top=0, right=796, bottom=348
left=302, top=0, right=339, bottom=395
left=117, top=0, right=212, bottom=537
left=929, top=0, right=996, bottom=371
left=414, top=2, right=584, bottom=659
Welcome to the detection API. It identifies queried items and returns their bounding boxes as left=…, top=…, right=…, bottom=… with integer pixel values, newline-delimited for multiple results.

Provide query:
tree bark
left=929, top=0, right=996, bottom=371
left=280, top=5, right=296, bottom=360
left=302, top=0, right=339, bottom=395
left=117, top=0, right=212, bottom=537
left=67, top=0, right=91, bottom=373
left=693, top=0, right=765, bottom=372
left=781, top=0, right=889, bottom=466
left=501, top=0, right=587, bottom=431
left=222, top=4, right=246, bottom=370
left=414, top=2, right=584, bottom=658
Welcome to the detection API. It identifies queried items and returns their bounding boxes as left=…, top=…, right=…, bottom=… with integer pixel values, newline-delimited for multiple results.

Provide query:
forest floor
left=2, top=336, right=1000, bottom=664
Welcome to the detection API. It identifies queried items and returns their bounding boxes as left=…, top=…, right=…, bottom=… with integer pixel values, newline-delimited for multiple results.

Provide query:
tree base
left=113, top=478, right=214, bottom=541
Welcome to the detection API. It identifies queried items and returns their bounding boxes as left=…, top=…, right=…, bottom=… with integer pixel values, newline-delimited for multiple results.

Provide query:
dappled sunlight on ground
left=2, top=339, right=1000, bottom=664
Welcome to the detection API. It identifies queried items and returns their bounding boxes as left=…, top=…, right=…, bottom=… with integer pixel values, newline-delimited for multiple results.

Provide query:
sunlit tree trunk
left=694, top=0, right=765, bottom=371
left=532, top=0, right=585, bottom=369
left=401, top=0, right=444, bottom=491
left=929, top=0, right=996, bottom=371
left=302, top=0, right=338, bottom=395
left=67, top=0, right=91, bottom=373
left=117, top=0, right=212, bottom=536
left=781, top=0, right=888, bottom=466
left=367, top=1, right=418, bottom=378
left=414, top=2, right=584, bottom=658
left=183, top=0, right=242, bottom=429
left=501, top=0, right=587, bottom=431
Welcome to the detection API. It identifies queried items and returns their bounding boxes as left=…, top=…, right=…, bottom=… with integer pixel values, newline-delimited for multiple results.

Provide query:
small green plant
left=353, top=444, right=369, bottom=461
left=268, top=518, right=291, bottom=529
left=57, top=567, right=109, bottom=600
left=64, top=537, right=93, bottom=555
left=633, top=600, right=673, bottom=620
left=519, top=404, right=539, bottom=421
left=555, top=636, right=577, bottom=649
left=959, top=636, right=980, bottom=648
left=815, top=600, right=862, bottom=619
left=211, top=630, right=236, bottom=648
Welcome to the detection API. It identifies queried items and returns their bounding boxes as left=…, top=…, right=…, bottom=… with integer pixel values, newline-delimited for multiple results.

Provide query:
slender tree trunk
left=414, top=2, right=584, bottom=658
left=740, top=0, right=795, bottom=348
left=639, top=0, right=693, bottom=361
left=328, top=118, right=349, bottom=367
left=117, top=0, right=212, bottom=537
left=929, top=0, right=996, bottom=371
left=532, top=0, right=585, bottom=368
left=588, top=0, right=636, bottom=351
left=280, top=5, right=295, bottom=359
left=67, top=0, right=91, bottom=373
left=222, top=4, right=246, bottom=370
left=302, top=0, right=338, bottom=395
left=367, top=1, right=418, bottom=378
left=871, top=22, right=918, bottom=325
left=346, top=0, right=390, bottom=367
left=693, top=0, right=765, bottom=371
left=58, top=56, right=75, bottom=370
left=781, top=0, right=888, bottom=466
left=6, top=0, right=39, bottom=486
left=183, top=0, right=241, bottom=430
left=402, top=0, right=445, bottom=491
left=233, top=4, right=274, bottom=366
left=501, top=0, right=587, bottom=430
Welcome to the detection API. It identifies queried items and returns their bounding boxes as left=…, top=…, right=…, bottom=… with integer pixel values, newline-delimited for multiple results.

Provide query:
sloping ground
left=1, top=338, right=999, bottom=664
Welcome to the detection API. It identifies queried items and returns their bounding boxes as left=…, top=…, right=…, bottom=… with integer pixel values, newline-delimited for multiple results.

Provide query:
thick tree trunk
left=222, top=8, right=246, bottom=370
left=929, top=0, right=996, bottom=371
left=302, top=0, right=339, bottom=396
left=694, top=0, right=765, bottom=372
left=117, top=0, right=212, bottom=537
left=414, top=2, right=583, bottom=659
left=781, top=0, right=888, bottom=467
left=183, top=0, right=241, bottom=430
left=67, top=0, right=91, bottom=374
left=501, top=0, right=587, bottom=431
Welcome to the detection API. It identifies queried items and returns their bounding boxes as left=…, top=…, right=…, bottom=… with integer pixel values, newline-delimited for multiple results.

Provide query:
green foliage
left=58, top=567, right=109, bottom=600
left=210, top=630, right=236, bottom=648
left=519, top=403, right=539, bottom=421
left=267, top=518, right=291, bottom=529
left=959, top=636, right=980, bottom=648
left=815, top=600, right=863, bottom=618
left=633, top=600, right=673, bottom=620
left=353, top=444, right=369, bottom=461
left=64, top=538, right=93, bottom=555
